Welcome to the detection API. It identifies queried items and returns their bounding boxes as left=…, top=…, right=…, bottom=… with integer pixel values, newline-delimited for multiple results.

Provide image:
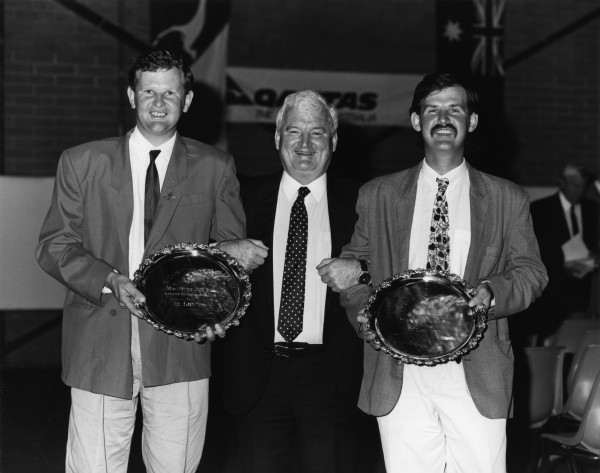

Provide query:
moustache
left=431, top=124, right=457, bottom=135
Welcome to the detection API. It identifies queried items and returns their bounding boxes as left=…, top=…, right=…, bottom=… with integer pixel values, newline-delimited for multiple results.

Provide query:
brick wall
left=505, top=0, right=600, bottom=185
left=2, top=0, right=600, bottom=184
left=3, top=0, right=148, bottom=175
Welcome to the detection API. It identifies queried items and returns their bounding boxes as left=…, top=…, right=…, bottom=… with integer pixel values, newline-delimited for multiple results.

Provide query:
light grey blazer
left=341, top=161, right=548, bottom=419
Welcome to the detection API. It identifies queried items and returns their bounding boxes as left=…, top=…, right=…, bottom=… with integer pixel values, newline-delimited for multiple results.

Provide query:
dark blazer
left=341, top=162, right=548, bottom=419
left=36, top=132, right=245, bottom=399
left=220, top=172, right=363, bottom=415
left=530, top=193, right=599, bottom=316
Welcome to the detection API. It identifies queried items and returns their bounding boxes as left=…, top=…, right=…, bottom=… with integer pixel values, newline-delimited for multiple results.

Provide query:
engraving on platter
left=133, top=243, right=251, bottom=340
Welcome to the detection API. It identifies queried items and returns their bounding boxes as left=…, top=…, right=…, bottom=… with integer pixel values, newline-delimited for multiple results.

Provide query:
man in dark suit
left=36, top=50, right=267, bottom=473
left=319, top=73, right=547, bottom=473
left=220, top=90, right=375, bottom=473
left=527, top=164, right=599, bottom=343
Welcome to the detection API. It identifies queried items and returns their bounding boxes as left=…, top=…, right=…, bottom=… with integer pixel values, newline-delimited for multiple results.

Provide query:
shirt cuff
left=101, top=269, right=119, bottom=294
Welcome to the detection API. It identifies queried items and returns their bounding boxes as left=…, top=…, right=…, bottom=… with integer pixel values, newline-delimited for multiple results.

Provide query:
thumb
left=248, top=238, right=268, bottom=250
left=316, top=258, right=334, bottom=269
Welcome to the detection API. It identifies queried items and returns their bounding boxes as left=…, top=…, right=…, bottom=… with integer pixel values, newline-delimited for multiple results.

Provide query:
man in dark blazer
left=36, top=50, right=267, bottom=473
left=220, top=90, right=375, bottom=473
left=527, top=164, right=599, bottom=343
left=319, top=73, right=547, bottom=473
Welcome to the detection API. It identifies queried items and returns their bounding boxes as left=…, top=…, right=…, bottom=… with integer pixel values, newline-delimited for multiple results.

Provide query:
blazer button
left=110, top=309, right=117, bottom=316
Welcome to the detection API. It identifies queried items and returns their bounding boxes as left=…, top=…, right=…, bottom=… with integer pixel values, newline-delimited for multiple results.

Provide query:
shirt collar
left=130, top=127, right=177, bottom=159
left=281, top=171, right=327, bottom=202
left=420, top=158, right=468, bottom=186
left=559, top=191, right=578, bottom=211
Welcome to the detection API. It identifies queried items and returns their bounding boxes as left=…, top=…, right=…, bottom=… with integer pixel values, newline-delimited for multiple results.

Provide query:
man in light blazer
left=36, top=50, right=267, bottom=473
left=219, top=91, right=378, bottom=473
left=319, top=73, right=547, bottom=473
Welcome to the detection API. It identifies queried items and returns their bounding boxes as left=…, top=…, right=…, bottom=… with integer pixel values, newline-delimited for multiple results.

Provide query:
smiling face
left=411, top=86, right=478, bottom=161
left=275, top=102, right=337, bottom=185
left=127, top=68, right=193, bottom=146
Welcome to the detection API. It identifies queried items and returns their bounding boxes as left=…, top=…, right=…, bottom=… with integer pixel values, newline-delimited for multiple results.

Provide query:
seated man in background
left=526, top=163, right=599, bottom=345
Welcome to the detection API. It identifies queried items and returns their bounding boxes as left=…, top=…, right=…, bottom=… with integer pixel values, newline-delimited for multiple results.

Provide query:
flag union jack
left=471, top=0, right=505, bottom=76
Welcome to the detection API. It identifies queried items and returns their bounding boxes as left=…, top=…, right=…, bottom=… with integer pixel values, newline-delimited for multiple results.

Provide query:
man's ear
left=183, top=91, right=194, bottom=113
left=410, top=112, right=421, bottom=132
left=274, top=131, right=280, bottom=150
left=468, top=112, right=479, bottom=132
left=127, top=87, right=136, bottom=109
left=332, top=133, right=338, bottom=152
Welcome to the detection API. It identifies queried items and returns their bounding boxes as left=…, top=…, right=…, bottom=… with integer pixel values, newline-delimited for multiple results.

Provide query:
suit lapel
left=145, top=135, right=189, bottom=252
left=109, top=134, right=134, bottom=269
left=250, top=174, right=280, bottom=342
left=464, top=165, right=489, bottom=283
left=397, top=164, right=420, bottom=270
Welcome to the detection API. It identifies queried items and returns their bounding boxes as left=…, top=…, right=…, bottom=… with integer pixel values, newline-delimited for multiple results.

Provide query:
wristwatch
left=357, top=260, right=371, bottom=286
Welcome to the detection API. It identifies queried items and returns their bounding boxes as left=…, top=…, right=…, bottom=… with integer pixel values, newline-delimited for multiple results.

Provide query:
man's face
left=560, top=172, right=587, bottom=205
left=410, top=86, right=478, bottom=155
left=275, top=104, right=337, bottom=185
left=127, top=68, right=193, bottom=145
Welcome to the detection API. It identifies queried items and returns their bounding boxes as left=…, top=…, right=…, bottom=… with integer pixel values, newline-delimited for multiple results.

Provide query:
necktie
left=144, top=149, right=161, bottom=244
left=277, top=186, right=310, bottom=342
left=570, top=205, right=579, bottom=236
left=426, top=177, right=450, bottom=272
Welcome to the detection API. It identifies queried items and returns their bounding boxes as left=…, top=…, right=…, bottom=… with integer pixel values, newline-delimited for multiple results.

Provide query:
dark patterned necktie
left=570, top=205, right=579, bottom=236
left=277, top=186, right=310, bottom=342
left=144, top=149, right=161, bottom=244
left=426, top=177, right=450, bottom=272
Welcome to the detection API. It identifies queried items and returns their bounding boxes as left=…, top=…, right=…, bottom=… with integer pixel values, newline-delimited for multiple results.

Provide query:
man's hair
left=560, top=164, right=594, bottom=185
left=128, top=50, right=194, bottom=94
left=409, top=72, right=479, bottom=116
left=275, top=90, right=338, bottom=136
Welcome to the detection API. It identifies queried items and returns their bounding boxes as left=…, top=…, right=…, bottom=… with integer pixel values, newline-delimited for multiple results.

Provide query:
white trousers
left=66, top=317, right=208, bottom=473
left=377, top=362, right=507, bottom=473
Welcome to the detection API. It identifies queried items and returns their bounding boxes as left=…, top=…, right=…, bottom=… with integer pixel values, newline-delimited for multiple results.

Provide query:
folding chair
left=539, top=370, right=600, bottom=473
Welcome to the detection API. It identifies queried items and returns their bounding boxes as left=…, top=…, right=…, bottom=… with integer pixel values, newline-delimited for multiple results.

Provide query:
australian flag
left=436, top=0, right=505, bottom=77
left=436, top=0, right=513, bottom=178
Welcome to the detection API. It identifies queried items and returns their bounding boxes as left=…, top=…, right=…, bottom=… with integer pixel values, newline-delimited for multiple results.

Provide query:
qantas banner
left=225, top=67, right=423, bottom=127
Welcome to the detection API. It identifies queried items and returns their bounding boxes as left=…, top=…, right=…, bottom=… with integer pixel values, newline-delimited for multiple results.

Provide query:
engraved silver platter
left=133, top=243, right=251, bottom=340
left=363, top=269, right=488, bottom=366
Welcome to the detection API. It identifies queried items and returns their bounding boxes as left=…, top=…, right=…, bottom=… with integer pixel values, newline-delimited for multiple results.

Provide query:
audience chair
left=548, top=320, right=600, bottom=354
left=524, top=346, right=566, bottom=428
left=539, top=371, right=600, bottom=473
left=546, top=344, right=600, bottom=437
left=518, top=346, right=565, bottom=471
left=566, top=330, right=600, bottom=395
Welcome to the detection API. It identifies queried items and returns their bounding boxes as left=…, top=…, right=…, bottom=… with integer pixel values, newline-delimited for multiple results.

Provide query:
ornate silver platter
left=133, top=243, right=251, bottom=341
left=363, top=269, right=488, bottom=366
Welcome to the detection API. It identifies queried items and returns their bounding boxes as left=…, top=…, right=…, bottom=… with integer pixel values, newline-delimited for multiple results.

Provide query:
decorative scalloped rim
left=363, top=268, right=488, bottom=366
left=133, top=242, right=252, bottom=341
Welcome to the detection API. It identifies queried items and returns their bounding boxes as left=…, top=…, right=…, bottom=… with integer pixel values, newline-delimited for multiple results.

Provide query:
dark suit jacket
left=36, top=132, right=245, bottom=399
left=530, top=193, right=599, bottom=319
left=341, top=162, right=548, bottom=419
left=220, top=172, right=364, bottom=415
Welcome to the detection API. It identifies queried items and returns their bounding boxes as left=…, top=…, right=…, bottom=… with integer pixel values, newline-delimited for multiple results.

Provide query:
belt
left=271, top=342, right=324, bottom=358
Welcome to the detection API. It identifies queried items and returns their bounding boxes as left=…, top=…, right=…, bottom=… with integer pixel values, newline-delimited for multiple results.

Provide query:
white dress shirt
left=273, top=172, right=331, bottom=344
left=127, top=128, right=176, bottom=278
left=409, top=159, right=471, bottom=277
left=559, top=191, right=582, bottom=238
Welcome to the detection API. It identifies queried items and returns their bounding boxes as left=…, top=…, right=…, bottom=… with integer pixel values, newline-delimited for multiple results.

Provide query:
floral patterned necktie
left=426, top=177, right=450, bottom=272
